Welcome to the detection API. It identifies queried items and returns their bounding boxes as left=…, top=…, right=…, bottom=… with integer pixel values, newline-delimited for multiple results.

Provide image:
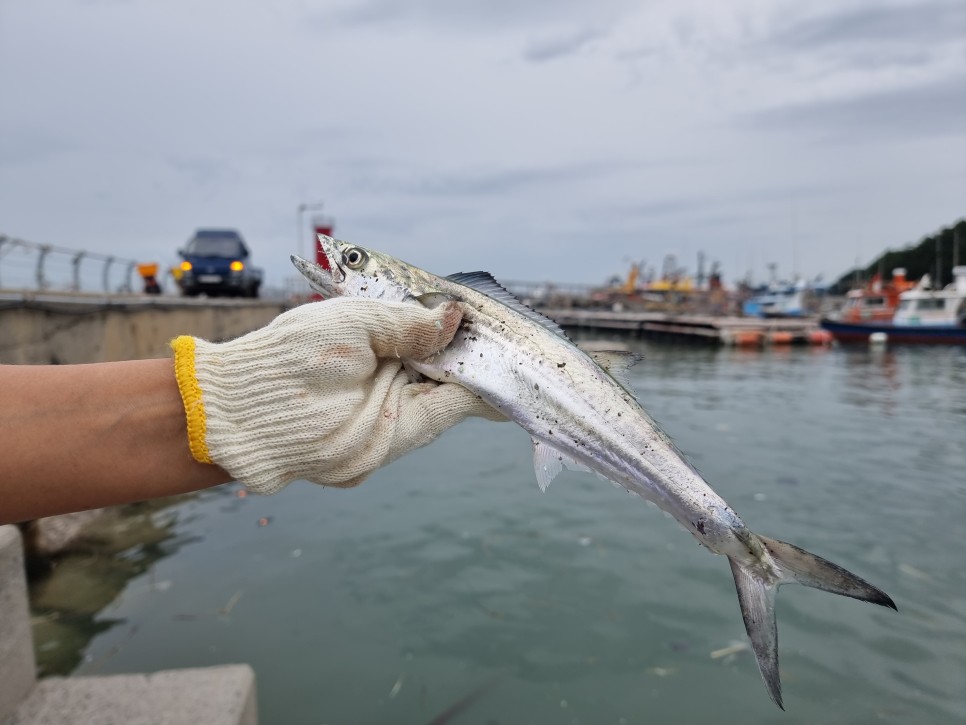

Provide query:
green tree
left=831, top=218, right=966, bottom=294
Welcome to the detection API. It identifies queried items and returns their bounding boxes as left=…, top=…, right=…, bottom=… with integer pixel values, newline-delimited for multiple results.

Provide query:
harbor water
left=34, top=338, right=966, bottom=724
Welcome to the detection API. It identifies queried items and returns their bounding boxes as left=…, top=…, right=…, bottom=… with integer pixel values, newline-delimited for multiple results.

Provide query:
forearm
left=0, top=359, right=231, bottom=524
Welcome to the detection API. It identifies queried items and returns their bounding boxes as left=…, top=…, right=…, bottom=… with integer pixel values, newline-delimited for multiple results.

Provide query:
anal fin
left=532, top=438, right=589, bottom=492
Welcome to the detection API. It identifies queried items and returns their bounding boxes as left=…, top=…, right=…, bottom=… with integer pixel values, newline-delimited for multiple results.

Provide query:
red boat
left=834, top=268, right=913, bottom=323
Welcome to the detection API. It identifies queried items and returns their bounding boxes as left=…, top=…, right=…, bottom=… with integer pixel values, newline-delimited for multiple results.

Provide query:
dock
left=541, top=309, right=830, bottom=346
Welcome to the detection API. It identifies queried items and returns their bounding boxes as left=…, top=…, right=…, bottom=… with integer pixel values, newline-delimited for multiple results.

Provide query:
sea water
left=45, top=339, right=966, bottom=724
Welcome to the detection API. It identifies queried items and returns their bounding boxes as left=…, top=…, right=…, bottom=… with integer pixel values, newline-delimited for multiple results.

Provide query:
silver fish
left=292, top=236, right=896, bottom=709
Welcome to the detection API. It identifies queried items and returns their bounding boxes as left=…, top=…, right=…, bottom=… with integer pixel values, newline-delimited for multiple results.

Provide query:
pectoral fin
left=414, top=292, right=456, bottom=308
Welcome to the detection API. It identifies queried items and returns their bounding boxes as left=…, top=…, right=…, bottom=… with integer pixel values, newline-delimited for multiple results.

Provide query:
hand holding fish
left=170, top=297, right=503, bottom=494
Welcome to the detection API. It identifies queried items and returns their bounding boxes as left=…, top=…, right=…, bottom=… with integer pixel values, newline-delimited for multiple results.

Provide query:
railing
left=502, top=279, right=597, bottom=302
left=0, top=234, right=139, bottom=294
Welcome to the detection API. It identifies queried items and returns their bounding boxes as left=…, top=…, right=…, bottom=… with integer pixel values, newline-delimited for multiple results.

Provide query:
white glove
left=171, top=298, right=502, bottom=494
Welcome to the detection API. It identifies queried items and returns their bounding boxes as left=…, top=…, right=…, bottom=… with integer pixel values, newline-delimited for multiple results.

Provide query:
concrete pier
left=0, top=528, right=36, bottom=720
left=0, top=291, right=287, bottom=365
left=542, top=308, right=828, bottom=345
left=0, top=525, right=258, bottom=725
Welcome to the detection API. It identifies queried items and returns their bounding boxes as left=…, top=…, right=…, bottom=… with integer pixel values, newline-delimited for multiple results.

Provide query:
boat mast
left=936, top=234, right=943, bottom=289
left=955, top=224, right=961, bottom=270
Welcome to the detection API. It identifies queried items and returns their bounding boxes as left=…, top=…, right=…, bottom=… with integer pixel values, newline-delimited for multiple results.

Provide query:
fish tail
left=728, top=534, right=896, bottom=710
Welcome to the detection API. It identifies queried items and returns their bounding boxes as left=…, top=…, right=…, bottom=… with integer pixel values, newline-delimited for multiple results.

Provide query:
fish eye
left=343, top=247, right=367, bottom=269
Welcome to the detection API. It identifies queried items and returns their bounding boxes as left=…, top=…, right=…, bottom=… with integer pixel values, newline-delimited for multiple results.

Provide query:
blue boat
left=819, top=318, right=966, bottom=344
left=822, top=266, right=966, bottom=344
left=743, top=281, right=811, bottom=318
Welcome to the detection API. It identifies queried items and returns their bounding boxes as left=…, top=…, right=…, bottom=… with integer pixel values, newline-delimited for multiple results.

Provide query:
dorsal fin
left=591, top=350, right=644, bottom=375
left=591, top=350, right=644, bottom=393
left=446, top=271, right=569, bottom=338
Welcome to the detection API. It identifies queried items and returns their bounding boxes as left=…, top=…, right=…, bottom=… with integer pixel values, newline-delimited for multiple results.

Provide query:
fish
left=291, top=235, right=896, bottom=709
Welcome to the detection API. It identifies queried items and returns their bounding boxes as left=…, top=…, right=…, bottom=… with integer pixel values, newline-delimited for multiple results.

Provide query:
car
left=177, top=229, right=263, bottom=298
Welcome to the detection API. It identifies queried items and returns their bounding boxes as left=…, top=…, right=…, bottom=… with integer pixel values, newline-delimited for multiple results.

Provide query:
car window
left=186, top=237, right=245, bottom=257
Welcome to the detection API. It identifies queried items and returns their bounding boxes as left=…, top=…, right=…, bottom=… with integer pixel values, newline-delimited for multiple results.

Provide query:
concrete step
left=1, top=525, right=258, bottom=725
left=1, top=665, right=256, bottom=725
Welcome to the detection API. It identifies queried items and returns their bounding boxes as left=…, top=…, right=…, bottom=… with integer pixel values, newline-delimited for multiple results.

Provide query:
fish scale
left=292, top=235, right=897, bottom=710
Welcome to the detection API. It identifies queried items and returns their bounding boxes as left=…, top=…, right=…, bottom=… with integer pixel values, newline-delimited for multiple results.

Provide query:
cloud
left=741, top=1, right=966, bottom=75
left=767, top=1, right=966, bottom=51
left=351, top=159, right=644, bottom=198
left=322, top=0, right=628, bottom=32
left=740, top=73, right=966, bottom=142
left=166, top=156, right=240, bottom=190
left=0, top=125, right=77, bottom=167
left=523, top=26, right=607, bottom=63
left=2, top=0, right=964, bottom=288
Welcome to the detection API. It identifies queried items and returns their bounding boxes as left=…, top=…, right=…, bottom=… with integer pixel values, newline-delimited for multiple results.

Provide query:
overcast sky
left=1, top=0, right=964, bottom=289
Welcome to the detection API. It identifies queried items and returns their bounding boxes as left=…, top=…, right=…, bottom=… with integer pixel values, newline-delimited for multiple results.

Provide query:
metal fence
left=0, top=234, right=140, bottom=294
left=0, top=233, right=596, bottom=305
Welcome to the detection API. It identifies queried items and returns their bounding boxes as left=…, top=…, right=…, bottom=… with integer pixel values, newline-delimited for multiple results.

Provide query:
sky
left=1, top=0, right=964, bottom=290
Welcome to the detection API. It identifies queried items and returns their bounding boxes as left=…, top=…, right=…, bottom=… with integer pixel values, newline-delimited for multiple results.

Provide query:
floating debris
left=425, top=676, right=500, bottom=725
left=217, top=590, right=243, bottom=616
left=898, top=563, right=932, bottom=581
left=645, top=666, right=676, bottom=677
left=389, top=673, right=405, bottom=699
left=710, top=640, right=750, bottom=661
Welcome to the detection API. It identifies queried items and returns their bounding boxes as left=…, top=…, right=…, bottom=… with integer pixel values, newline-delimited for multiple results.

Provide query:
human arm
left=0, top=299, right=501, bottom=525
left=0, top=359, right=231, bottom=524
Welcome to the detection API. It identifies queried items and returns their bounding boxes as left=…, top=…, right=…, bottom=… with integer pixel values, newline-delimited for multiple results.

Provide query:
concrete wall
left=0, top=527, right=36, bottom=720
left=0, top=294, right=287, bottom=365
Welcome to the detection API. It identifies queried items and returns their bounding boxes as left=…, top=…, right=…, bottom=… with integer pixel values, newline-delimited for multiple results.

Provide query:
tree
left=830, top=218, right=966, bottom=294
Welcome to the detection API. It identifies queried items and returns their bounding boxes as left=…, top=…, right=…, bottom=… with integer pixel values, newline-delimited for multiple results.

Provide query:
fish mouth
left=290, top=254, right=342, bottom=294
left=317, top=235, right=347, bottom=284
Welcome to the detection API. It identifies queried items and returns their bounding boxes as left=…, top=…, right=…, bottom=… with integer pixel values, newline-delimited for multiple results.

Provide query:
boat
left=831, top=268, right=914, bottom=323
left=821, top=266, right=966, bottom=344
left=743, top=280, right=811, bottom=318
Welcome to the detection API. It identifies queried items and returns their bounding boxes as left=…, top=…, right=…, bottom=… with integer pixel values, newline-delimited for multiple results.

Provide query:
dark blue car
left=178, top=229, right=263, bottom=298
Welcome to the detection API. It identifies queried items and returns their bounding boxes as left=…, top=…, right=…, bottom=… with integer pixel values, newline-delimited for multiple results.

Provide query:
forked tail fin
left=728, top=534, right=896, bottom=710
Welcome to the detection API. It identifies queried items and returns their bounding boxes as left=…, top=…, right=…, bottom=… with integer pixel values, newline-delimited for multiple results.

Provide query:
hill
left=830, top=218, right=966, bottom=294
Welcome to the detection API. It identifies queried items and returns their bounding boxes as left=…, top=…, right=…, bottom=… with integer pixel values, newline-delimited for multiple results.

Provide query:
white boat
left=892, top=266, right=966, bottom=327
left=743, top=280, right=811, bottom=318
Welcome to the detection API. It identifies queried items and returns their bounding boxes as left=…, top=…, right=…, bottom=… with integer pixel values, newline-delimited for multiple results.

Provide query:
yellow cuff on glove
left=171, top=335, right=212, bottom=465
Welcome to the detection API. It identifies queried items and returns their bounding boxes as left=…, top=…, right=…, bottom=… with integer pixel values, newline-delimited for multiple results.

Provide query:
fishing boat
left=831, top=268, right=914, bottom=323
left=821, top=267, right=966, bottom=344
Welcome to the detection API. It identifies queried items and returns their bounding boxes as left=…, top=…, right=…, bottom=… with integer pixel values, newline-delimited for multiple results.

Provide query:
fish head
left=291, top=234, right=421, bottom=303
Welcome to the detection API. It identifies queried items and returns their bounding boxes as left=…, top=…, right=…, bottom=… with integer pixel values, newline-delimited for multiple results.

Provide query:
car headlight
left=230, top=260, right=244, bottom=272
left=180, top=261, right=193, bottom=271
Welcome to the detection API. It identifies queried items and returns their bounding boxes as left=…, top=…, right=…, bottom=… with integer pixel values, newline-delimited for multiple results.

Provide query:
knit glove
left=170, top=298, right=502, bottom=495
